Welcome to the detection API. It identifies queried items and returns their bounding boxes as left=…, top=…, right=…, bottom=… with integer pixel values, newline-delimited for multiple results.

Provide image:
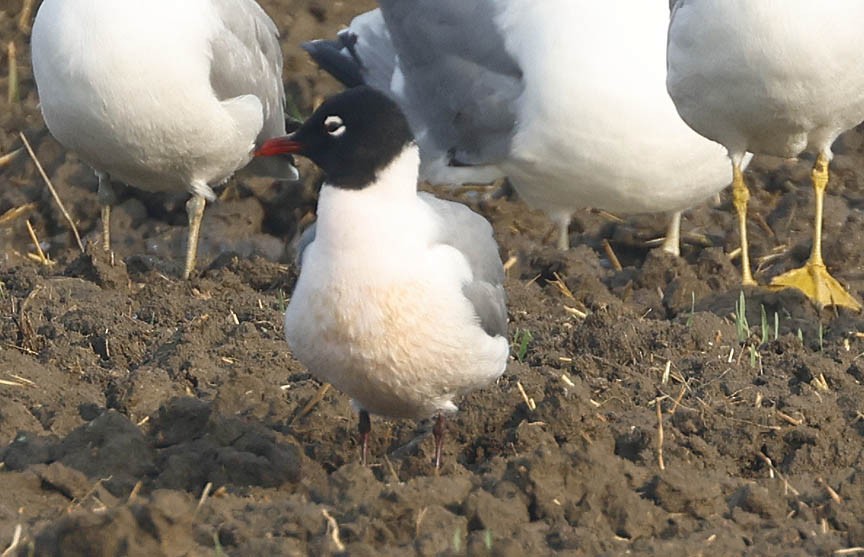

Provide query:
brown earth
left=3, top=1, right=864, bottom=555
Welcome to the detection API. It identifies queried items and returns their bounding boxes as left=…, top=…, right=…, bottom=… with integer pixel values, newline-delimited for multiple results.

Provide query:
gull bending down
left=31, top=0, right=298, bottom=277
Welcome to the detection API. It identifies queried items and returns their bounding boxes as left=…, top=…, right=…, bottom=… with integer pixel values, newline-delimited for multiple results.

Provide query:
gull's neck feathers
left=314, top=145, right=427, bottom=255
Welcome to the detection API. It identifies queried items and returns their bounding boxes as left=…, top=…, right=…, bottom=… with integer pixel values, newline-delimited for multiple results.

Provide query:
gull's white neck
left=314, top=145, right=428, bottom=253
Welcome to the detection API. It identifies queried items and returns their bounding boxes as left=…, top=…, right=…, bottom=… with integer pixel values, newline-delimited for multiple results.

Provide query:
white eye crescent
left=324, top=115, right=346, bottom=137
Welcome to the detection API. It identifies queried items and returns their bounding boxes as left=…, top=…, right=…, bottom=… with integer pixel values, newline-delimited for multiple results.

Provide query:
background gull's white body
left=495, top=0, right=734, bottom=224
left=666, top=0, right=864, bottom=308
left=284, top=147, right=509, bottom=419
left=667, top=0, right=864, bottom=162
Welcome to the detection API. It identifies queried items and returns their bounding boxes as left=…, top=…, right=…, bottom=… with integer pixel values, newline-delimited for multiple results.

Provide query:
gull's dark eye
left=324, top=115, right=346, bottom=137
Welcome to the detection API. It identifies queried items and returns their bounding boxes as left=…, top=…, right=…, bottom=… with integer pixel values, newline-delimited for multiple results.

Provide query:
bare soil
left=3, top=1, right=864, bottom=555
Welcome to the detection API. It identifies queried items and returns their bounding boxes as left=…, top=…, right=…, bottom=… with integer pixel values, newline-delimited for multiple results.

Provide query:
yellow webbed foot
left=770, top=262, right=861, bottom=311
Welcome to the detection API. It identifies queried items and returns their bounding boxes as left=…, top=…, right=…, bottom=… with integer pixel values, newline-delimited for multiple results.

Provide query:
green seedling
left=484, top=529, right=494, bottom=550
left=452, top=527, right=462, bottom=552
left=284, top=93, right=303, bottom=123
left=213, top=532, right=226, bottom=557
left=513, top=328, right=533, bottom=363
left=759, top=304, right=768, bottom=345
left=685, top=291, right=696, bottom=328
left=748, top=344, right=761, bottom=369
left=735, top=291, right=749, bottom=343
left=276, top=289, right=288, bottom=313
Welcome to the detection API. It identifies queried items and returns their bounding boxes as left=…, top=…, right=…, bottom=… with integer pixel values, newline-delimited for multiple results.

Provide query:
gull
left=301, top=0, right=742, bottom=254
left=667, top=0, right=864, bottom=310
left=30, top=0, right=298, bottom=278
left=256, top=86, right=509, bottom=469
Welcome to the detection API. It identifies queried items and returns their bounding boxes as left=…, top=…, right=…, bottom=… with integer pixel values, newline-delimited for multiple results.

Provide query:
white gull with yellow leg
left=667, top=0, right=864, bottom=309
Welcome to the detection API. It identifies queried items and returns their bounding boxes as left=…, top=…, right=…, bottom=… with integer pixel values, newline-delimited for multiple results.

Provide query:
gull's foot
left=770, top=262, right=861, bottom=311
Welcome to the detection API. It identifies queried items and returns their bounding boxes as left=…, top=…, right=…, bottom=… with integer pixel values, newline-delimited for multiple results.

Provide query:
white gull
left=667, top=0, right=864, bottom=309
left=31, top=0, right=298, bottom=278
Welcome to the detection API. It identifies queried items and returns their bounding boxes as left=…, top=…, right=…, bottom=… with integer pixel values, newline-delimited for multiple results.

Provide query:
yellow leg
left=182, top=194, right=206, bottom=280
left=770, top=153, right=861, bottom=310
left=732, top=161, right=757, bottom=286
left=660, top=211, right=682, bottom=257
left=100, top=205, right=111, bottom=251
left=553, top=213, right=571, bottom=250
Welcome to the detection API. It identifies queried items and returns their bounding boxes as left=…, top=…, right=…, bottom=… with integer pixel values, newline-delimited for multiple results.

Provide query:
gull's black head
left=256, top=86, right=414, bottom=189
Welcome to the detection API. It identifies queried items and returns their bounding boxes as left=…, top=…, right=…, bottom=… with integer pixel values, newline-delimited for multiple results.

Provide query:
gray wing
left=379, top=0, right=523, bottom=167
left=296, top=223, right=316, bottom=265
left=669, top=0, right=688, bottom=15
left=420, top=193, right=507, bottom=339
left=209, top=0, right=286, bottom=141
left=305, top=2, right=522, bottom=169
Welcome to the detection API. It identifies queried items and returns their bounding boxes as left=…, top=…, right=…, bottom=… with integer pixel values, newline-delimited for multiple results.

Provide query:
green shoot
left=818, top=322, right=824, bottom=352
left=513, top=329, right=533, bottom=363
left=484, top=529, right=494, bottom=550
left=774, top=312, right=779, bottom=341
left=685, top=291, right=695, bottom=328
left=735, top=291, right=749, bottom=343
left=213, top=532, right=225, bottom=557
left=760, top=305, right=768, bottom=345
left=276, top=289, right=288, bottom=313
left=452, top=527, right=462, bottom=552
left=284, top=92, right=303, bottom=122
left=748, top=345, right=758, bottom=368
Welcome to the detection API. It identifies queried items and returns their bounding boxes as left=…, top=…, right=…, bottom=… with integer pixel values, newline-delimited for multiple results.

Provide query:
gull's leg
left=557, top=223, right=569, bottom=251
left=660, top=211, right=682, bottom=257
left=96, top=171, right=115, bottom=251
left=552, top=212, right=571, bottom=250
left=731, top=159, right=757, bottom=286
left=183, top=194, right=206, bottom=280
left=433, top=413, right=446, bottom=472
left=770, top=152, right=861, bottom=310
left=358, top=410, right=371, bottom=466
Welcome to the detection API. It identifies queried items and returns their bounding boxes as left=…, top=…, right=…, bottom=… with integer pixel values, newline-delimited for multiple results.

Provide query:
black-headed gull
left=256, top=86, right=509, bottom=469
left=302, top=0, right=741, bottom=254
left=31, top=0, right=298, bottom=278
left=667, top=0, right=864, bottom=310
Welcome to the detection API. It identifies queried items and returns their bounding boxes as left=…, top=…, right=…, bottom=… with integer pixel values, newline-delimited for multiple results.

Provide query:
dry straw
left=6, top=42, right=18, bottom=104
left=20, top=132, right=85, bottom=252
left=18, top=0, right=36, bottom=33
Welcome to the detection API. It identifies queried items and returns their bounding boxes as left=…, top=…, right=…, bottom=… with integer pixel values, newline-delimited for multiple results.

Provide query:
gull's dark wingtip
left=302, top=38, right=365, bottom=88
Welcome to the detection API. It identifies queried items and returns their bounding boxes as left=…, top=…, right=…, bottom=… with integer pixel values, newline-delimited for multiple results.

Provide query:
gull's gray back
left=209, top=0, right=285, bottom=141
left=377, top=0, right=524, bottom=167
